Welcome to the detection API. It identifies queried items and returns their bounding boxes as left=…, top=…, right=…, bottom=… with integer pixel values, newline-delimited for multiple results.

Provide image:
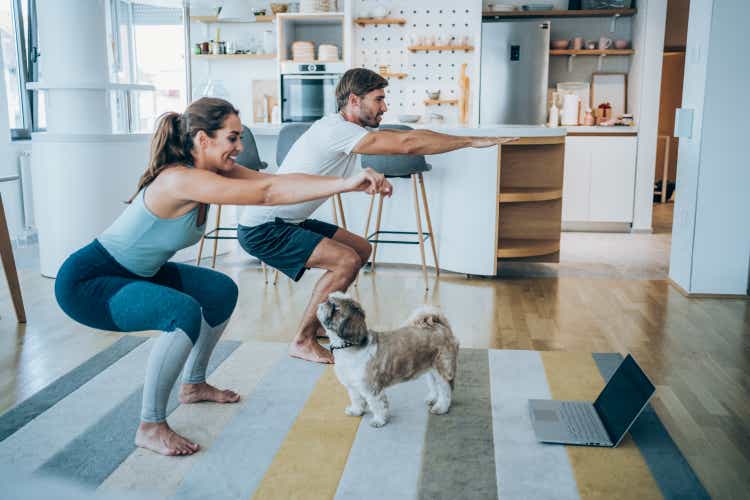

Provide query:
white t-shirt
left=240, top=113, right=369, bottom=227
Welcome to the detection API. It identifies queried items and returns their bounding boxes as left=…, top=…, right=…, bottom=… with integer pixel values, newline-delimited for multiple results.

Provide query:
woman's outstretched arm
left=165, top=166, right=392, bottom=207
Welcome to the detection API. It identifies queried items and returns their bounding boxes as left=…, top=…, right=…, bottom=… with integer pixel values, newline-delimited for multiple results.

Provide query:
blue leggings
left=55, top=240, right=239, bottom=422
left=55, top=239, right=238, bottom=342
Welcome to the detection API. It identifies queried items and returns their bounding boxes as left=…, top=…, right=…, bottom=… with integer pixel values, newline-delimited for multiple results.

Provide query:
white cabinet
left=562, top=135, right=637, bottom=225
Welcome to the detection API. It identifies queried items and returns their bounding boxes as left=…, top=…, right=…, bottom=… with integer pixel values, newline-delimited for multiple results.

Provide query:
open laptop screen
left=593, top=355, right=655, bottom=444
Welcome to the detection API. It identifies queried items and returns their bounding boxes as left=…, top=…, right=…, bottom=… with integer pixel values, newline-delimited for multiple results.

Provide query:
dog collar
left=330, top=337, right=368, bottom=354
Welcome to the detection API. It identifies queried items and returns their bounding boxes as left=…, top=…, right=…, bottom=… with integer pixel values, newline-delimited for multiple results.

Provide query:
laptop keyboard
left=560, top=402, right=604, bottom=442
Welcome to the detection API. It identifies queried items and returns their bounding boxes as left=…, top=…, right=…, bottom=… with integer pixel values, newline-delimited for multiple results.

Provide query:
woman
left=55, top=97, right=390, bottom=456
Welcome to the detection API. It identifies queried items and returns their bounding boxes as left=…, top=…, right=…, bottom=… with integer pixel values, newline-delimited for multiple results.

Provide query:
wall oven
left=280, top=62, right=344, bottom=123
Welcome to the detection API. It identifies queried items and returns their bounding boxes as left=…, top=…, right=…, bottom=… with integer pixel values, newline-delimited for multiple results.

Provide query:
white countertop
left=564, top=125, right=639, bottom=134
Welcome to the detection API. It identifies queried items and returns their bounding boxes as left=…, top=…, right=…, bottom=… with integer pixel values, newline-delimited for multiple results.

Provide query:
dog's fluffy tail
left=405, top=305, right=452, bottom=330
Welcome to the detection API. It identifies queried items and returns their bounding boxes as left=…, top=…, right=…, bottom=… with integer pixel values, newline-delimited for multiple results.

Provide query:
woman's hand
left=344, top=168, right=393, bottom=196
left=470, top=136, right=520, bottom=148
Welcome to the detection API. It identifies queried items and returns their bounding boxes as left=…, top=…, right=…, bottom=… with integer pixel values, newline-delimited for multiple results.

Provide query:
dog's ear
left=338, top=304, right=368, bottom=341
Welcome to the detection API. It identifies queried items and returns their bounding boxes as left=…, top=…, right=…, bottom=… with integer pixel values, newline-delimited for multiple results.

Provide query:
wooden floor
left=1, top=203, right=748, bottom=499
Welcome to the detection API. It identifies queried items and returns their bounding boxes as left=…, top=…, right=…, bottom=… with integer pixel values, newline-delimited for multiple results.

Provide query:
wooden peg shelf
left=408, top=45, right=474, bottom=52
left=354, top=18, right=406, bottom=26
left=424, top=99, right=458, bottom=106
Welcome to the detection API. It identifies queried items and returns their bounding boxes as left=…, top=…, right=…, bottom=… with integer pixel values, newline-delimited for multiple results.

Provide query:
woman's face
left=201, top=113, right=244, bottom=172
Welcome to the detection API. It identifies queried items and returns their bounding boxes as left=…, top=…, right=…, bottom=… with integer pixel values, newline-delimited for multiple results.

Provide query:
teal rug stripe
left=36, top=340, right=241, bottom=486
left=592, top=353, right=710, bottom=500
left=418, top=348, right=498, bottom=500
left=172, top=356, right=325, bottom=500
left=335, top=378, right=430, bottom=500
left=0, top=336, right=148, bottom=443
left=489, top=350, right=580, bottom=500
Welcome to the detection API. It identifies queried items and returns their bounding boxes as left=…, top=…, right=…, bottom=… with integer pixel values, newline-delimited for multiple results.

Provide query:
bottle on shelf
left=548, top=92, right=560, bottom=127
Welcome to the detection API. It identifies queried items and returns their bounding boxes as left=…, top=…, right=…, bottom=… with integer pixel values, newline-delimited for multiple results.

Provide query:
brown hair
left=335, top=68, right=388, bottom=111
left=128, top=97, right=239, bottom=202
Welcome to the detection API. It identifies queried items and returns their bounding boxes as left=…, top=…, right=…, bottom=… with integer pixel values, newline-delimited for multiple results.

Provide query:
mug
left=572, top=36, right=584, bottom=50
left=598, top=37, right=613, bottom=50
left=371, top=6, right=390, bottom=18
left=586, top=40, right=597, bottom=50
left=614, top=39, right=629, bottom=49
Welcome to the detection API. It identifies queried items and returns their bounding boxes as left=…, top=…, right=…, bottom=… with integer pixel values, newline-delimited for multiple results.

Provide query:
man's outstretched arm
left=352, top=129, right=518, bottom=156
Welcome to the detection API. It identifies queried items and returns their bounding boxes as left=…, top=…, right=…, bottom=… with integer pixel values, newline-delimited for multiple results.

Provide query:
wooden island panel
left=495, top=137, right=565, bottom=272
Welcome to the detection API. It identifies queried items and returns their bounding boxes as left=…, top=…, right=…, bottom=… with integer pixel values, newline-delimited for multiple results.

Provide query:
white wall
left=669, top=0, right=750, bottom=295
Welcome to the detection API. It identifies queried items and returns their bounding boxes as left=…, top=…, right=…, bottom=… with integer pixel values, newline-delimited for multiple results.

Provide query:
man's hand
left=470, top=136, right=520, bottom=148
left=343, top=168, right=393, bottom=196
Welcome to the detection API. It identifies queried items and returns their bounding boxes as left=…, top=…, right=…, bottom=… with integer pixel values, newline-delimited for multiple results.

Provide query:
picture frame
left=590, top=72, right=628, bottom=119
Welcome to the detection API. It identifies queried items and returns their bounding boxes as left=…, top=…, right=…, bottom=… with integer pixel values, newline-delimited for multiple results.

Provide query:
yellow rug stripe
left=252, top=367, right=360, bottom=500
left=540, top=352, right=663, bottom=500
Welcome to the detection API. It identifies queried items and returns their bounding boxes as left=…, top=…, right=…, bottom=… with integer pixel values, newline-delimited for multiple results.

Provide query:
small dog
left=317, top=292, right=459, bottom=427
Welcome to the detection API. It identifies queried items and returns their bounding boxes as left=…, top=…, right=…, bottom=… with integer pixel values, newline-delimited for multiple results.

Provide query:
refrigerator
left=479, top=20, right=550, bottom=125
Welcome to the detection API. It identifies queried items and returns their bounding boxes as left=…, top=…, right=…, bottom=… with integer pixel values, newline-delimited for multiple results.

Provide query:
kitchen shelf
left=408, top=45, right=474, bottom=52
left=550, top=49, right=635, bottom=56
left=194, top=54, right=276, bottom=60
left=191, top=15, right=274, bottom=23
left=381, top=72, right=408, bottom=79
left=281, top=59, right=342, bottom=64
left=354, top=18, right=406, bottom=26
left=424, top=99, right=458, bottom=106
left=497, top=239, right=560, bottom=259
left=482, top=8, right=636, bottom=19
left=498, top=188, right=563, bottom=203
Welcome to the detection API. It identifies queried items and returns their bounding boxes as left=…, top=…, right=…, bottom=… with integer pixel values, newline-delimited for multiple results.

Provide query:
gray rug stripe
left=36, top=340, right=241, bottom=486
left=418, top=348, right=498, bottom=500
left=335, top=378, right=430, bottom=500
left=488, top=350, right=579, bottom=500
left=592, top=353, right=710, bottom=500
left=0, top=336, right=148, bottom=442
left=173, top=356, right=325, bottom=500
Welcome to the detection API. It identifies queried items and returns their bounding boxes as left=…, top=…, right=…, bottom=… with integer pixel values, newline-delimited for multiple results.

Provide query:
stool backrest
left=360, top=124, right=429, bottom=177
left=276, top=123, right=312, bottom=166
left=235, top=125, right=267, bottom=171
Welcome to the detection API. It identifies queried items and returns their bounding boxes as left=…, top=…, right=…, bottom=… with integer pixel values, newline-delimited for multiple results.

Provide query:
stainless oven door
left=281, top=74, right=340, bottom=123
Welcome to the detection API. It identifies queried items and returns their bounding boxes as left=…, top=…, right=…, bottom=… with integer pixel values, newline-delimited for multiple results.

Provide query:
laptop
left=529, top=354, right=655, bottom=447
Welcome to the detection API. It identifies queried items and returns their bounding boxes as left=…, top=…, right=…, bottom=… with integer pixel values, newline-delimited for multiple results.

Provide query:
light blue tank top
left=98, top=188, right=206, bottom=277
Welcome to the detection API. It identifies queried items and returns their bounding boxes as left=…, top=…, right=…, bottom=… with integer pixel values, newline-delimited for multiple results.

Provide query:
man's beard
left=360, top=110, right=382, bottom=128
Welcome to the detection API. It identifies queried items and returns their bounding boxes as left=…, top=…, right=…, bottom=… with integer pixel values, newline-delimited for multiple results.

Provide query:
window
left=107, top=1, right=187, bottom=133
left=0, top=0, right=40, bottom=139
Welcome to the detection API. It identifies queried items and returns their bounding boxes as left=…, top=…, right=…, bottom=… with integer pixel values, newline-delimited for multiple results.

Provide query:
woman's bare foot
left=179, top=382, right=240, bottom=404
left=289, top=338, right=334, bottom=364
left=135, top=421, right=200, bottom=456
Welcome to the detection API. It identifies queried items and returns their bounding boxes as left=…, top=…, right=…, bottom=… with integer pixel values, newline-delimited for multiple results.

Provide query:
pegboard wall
left=352, top=0, right=482, bottom=125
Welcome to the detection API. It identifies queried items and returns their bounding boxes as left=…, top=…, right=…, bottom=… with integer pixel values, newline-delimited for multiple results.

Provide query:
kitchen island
left=247, top=123, right=566, bottom=277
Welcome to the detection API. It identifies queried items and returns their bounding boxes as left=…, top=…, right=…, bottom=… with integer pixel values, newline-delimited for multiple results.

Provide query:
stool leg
left=335, top=193, right=347, bottom=230
left=331, top=198, right=339, bottom=226
left=0, top=195, right=25, bottom=323
left=411, top=175, right=429, bottom=291
left=195, top=233, right=206, bottom=266
left=273, top=269, right=279, bottom=285
left=371, top=193, right=384, bottom=272
left=262, top=262, right=268, bottom=284
left=418, top=173, right=440, bottom=275
left=354, top=193, right=376, bottom=287
left=210, top=205, right=222, bottom=269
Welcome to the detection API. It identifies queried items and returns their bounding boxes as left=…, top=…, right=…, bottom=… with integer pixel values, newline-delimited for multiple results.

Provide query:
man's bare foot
left=135, top=421, right=200, bottom=456
left=289, top=338, right=334, bottom=364
left=179, top=382, right=240, bottom=404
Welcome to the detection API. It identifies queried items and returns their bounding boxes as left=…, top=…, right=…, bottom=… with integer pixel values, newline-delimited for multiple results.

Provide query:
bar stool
left=264, top=123, right=348, bottom=284
left=196, top=125, right=267, bottom=269
left=360, top=124, right=439, bottom=290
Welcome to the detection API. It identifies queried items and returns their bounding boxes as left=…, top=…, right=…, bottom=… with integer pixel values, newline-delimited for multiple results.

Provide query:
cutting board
left=251, top=80, right=279, bottom=123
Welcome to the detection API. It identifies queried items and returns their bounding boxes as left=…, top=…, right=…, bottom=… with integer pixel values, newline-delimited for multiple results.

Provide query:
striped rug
left=0, top=339, right=709, bottom=499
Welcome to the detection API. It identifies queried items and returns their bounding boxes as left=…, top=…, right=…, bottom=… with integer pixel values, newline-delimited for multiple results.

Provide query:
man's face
left=355, top=88, right=387, bottom=127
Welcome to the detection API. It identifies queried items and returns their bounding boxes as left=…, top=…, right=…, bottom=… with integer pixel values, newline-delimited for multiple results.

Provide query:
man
left=238, top=68, right=517, bottom=364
